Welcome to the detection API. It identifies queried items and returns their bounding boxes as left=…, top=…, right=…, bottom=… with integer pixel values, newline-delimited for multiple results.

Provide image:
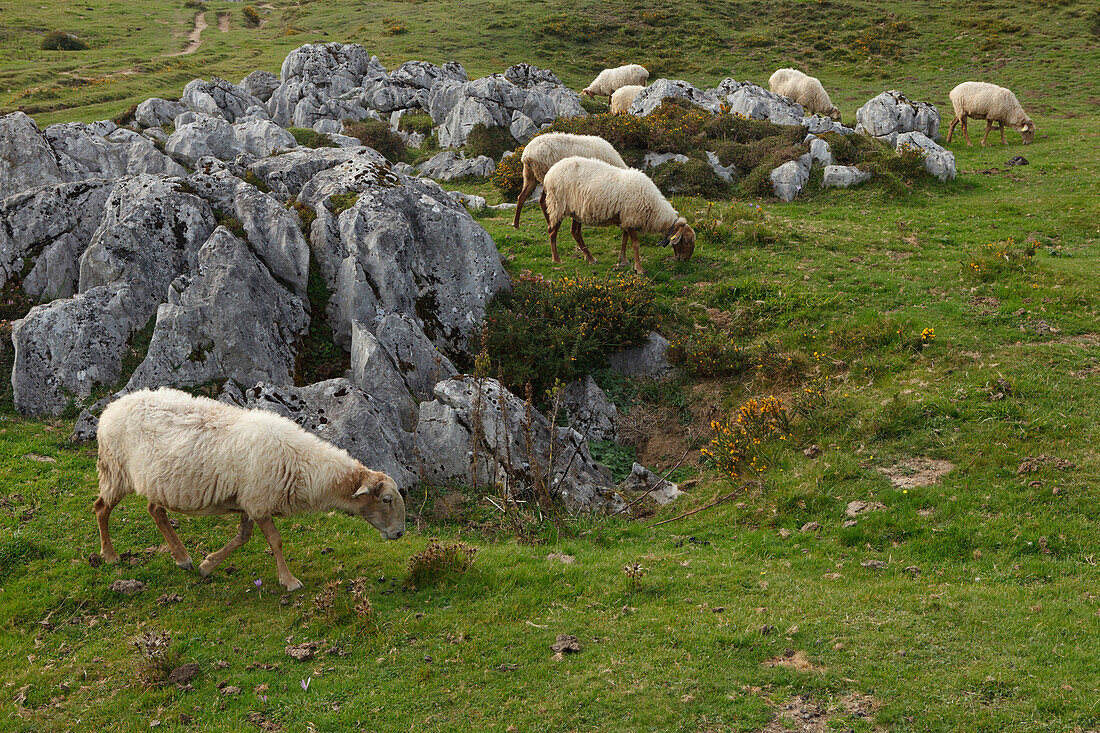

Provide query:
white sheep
left=581, top=64, right=650, bottom=103
left=769, top=68, right=841, bottom=121
left=512, top=132, right=628, bottom=229
left=946, top=81, right=1036, bottom=146
left=94, top=388, right=405, bottom=591
left=542, top=156, right=696, bottom=274
left=610, top=84, right=645, bottom=114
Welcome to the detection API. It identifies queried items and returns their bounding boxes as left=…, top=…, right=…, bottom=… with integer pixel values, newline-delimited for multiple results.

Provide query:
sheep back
left=610, top=85, right=645, bottom=114
left=583, top=64, right=650, bottom=97
left=521, top=132, right=627, bottom=181
left=542, top=156, right=678, bottom=234
left=769, top=68, right=835, bottom=117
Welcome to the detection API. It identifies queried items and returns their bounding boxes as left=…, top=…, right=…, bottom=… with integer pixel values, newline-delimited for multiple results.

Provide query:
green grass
left=2, top=0, right=1100, bottom=730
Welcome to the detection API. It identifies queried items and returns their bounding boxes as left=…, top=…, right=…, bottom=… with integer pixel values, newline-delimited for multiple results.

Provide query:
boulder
left=809, top=137, right=832, bottom=167
left=509, top=111, right=540, bottom=144
left=418, top=150, right=496, bottom=180
left=348, top=321, right=418, bottom=432
left=642, top=152, right=690, bottom=169
left=821, top=165, right=872, bottom=188
left=770, top=153, right=812, bottom=202
left=629, top=79, right=723, bottom=116
left=705, top=151, right=737, bottom=183
left=437, top=96, right=509, bottom=148
left=855, top=90, right=941, bottom=145
left=165, top=115, right=247, bottom=167
left=607, top=332, right=672, bottom=378
left=124, top=227, right=308, bottom=392
left=232, top=119, right=298, bottom=158
left=279, top=43, right=378, bottom=94
left=248, top=145, right=387, bottom=199
left=447, top=190, right=487, bottom=212
left=803, top=116, right=852, bottom=136
left=621, top=463, right=683, bottom=505
left=239, top=70, right=280, bottom=103
left=896, top=131, right=955, bottom=182
left=389, top=60, right=449, bottom=90
left=712, top=79, right=805, bottom=126
left=416, top=376, right=623, bottom=513
left=558, top=375, right=618, bottom=442
left=45, top=122, right=186, bottom=180
left=0, top=112, right=65, bottom=197
left=374, top=312, right=457, bottom=401
left=359, top=77, right=424, bottom=114
left=134, top=98, right=186, bottom=129
left=503, top=63, right=564, bottom=89
left=181, top=77, right=264, bottom=123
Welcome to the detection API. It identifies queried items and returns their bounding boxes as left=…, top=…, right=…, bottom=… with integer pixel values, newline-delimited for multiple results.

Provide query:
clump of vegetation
left=649, top=158, right=732, bottom=198
left=296, top=255, right=349, bottom=385
left=343, top=119, right=405, bottom=162
left=288, top=201, right=316, bottom=236
left=113, top=103, right=139, bottom=127
left=579, top=96, right=609, bottom=115
left=483, top=272, right=661, bottom=396
left=702, top=396, right=790, bottom=480
left=242, top=170, right=270, bottom=193
left=131, top=629, right=178, bottom=688
left=406, top=541, right=477, bottom=587
left=213, top=210, right=247, bottom=240
left=465, top=123, right=518, bottom=162
left=183, top=0, right=206, bottom=8
left=398, top=112, right=434, bottom=136
left=327, top=192, right=360, bottom=215
left=381, top=17, right=407, bottom=36
left=962, top=237, right=1038, bottom=281
left=491, top=147, right=525, bottom=201
left=668, top=333, right=751, bottom=378
left=41, top=31, right=88, bottom=50
left=288, top=127, right=336, bottom=149
left=241, top=5, right=261, bottom=26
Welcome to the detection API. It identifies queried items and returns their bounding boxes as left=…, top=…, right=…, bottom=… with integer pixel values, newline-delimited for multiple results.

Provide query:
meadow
left=1, top=0, right=1099, bottom=730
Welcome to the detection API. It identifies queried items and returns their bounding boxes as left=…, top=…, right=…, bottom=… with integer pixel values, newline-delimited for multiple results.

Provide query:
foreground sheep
left=610, top=84, right=645, bottom=114
left=581, top=64, right=649, bottom=102
left=512, top=132, right=628, bottom=228
left=542, top=156, right=696, bottom=273
left=946, top=81, right=1036, bottom=146
left=769, top=68, right=841, bottom=121
left=94, top=388, right=406, bottom=591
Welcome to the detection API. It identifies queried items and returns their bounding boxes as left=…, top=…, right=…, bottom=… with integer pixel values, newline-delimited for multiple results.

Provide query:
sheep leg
left=538, top=188, right=550, bottom=226
left=512, top=175, right=537, bottom=228
left=256, top=517, right=302, bottom=591
left=147, top=502, right=193, bottom=570
left=93, top=495, right=122, bottom=564
left=630, top=230, right=644, bottom=275
left=1000, top=123, right=1007, bottom=145
left=980, top=120, right=993, bottom=146
left=960, top=116, right=972, bottom=146
left=548, top=221, right=562, bottom=263
left=618, top=230, right=630, bottom=266
left=571, top=219, right=596, bottom=263
left=198, top=516, right=254, bottom=577
left=946, top=116, right=959, bottom=144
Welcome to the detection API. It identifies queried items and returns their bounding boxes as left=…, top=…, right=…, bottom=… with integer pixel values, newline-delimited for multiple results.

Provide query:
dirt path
left=165, top=11, right=206, bottom=57
left=217, top=12, right=230, bottom=32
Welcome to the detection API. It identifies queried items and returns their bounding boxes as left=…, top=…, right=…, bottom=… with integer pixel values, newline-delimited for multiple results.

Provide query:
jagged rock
left=803, top=116, right=852, bottom=135
left=437, top=96, right=510, bottom=148
left=809, top=138, right=832, bottom=167
left=558, top=375, right=618, bottom=442
left=348, top=321, right=418, bottom=432
left=642, top=152, right=690, bottom=169
left=165, top=115, right=247, bottom=167
left=270, top=43, right=381, bottom=126
left=394, top=129, right=426, bottom=148
left=328, top=133, right=364, bottom=148
left=0, top=112, right=65, bottom=197
left=374, top=312, right=457, bottom=401
left=712, top=78, right=805, bottom=126
left=416, top=376, right=623, bottom=513
left=896, top=131, right=955, bottom=182
left=504, top=63, right=563, bottom=89
left=770, top=153, right=812, bottom=201
left=239, top=70, right=280, bottom=103
left=822, top=165, right=872, bottom=188
left=22, top=234, right=84, bottom=302
left=447, top=190, right=487, bottom=212
left=248, top=145, right=387, bottom=199
left=134, top=98, right=186, bottom=129
left=231, top=379, right=418, bottom=490
left=295, top=156, right=509, bottom=355
left=509, top=111, right=539, bottom=144
left=418, top=150, right=496, bottom=180
left=313, top=118, right=342, bottom=135
left=607, top=332, right=672, bottom=378
left=706, top=151, right=737, bottom=183
left=45, top=122, right=186, bottom=180
left=125, top=227, right=308, bottom=392
left=181, top=77, right=264, bottom=123
left=629, top=79, right=723, bottom=116
left=359, top=77, right=423, bottom=114
left=233, top=119, right=297, bottom=158
left=855, top=90, right=941, bottom=145
left=88, top=120, right=116, bottom=137
left=621, top=463, right=683, bottom=505
left=143, top=127, right=168, bottom=144
left=389, top=60, right=461, bottom=90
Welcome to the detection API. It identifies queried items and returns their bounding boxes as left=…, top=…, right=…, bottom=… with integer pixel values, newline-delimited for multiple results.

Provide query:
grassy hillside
left=2, top=0, right=1100, bottom=731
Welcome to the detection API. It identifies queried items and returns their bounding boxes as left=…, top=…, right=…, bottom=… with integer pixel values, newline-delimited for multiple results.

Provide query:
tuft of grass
left=41, top=31, right=88, bottom=50
left=241, top=5, right=260, bottom=26
left=296, top=254, right=349, bottom=385
left=406, top=540, right=476, bottom=587
left=288, top=127, right=336, bottom=149
left=343, top=119, right=406, bottom=162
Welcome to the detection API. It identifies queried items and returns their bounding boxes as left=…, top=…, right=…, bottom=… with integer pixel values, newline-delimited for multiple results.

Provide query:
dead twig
left=646, top=486, right=743, bottom=528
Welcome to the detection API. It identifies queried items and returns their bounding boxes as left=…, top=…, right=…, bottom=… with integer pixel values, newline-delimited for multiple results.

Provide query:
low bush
left=343, top=119, right=405, bottom=162
left=406, top=541, right=477, bottom=587
left=649, top=158, right=732, bottom=199
left=398, top=111, right=434, bottom=135
left=465, top=123, right=517, bottom=161
left=381, top=17, right=407, bottom=36
left=962, top=236, right=1038, bottom=281
left=491, top=147, right=525, bottom=201
left=702, top=396, right=791, bottom=480
left=41, top=31, right=88, bottom=50
left=242, top=6, right=261, bottom=26
left=288, top=127, right=336, bottom=148
left=667, top=332, right=752, bottom=378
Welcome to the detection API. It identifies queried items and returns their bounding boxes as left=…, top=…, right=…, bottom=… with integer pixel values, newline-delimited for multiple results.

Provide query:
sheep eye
left=383, top=495, right=392, bottom=504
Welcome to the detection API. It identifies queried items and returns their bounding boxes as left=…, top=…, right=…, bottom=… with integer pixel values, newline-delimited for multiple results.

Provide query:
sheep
left=542, top=156, right=696, bottom=274
left=768, top=68, right=841, bottom=121
left=610, top=84, right=645, bottom=114
left=946, top=81, right=1036, bottom=146
left=93, top=388, right=405, bottom=591
left=581, top=64, right=650, bottom=103
left=512, top=132, right=628, bottom=229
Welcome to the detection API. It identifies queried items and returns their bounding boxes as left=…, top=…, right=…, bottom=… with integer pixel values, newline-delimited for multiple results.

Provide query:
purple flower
left=258, top=694, right=267, bottom=703
left=254, top=579, right=262, bottom=588
left=300, top=677, right=311, bottom=692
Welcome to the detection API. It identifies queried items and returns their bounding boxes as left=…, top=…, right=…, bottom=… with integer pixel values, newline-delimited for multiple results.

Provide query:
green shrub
left=242, top=5, right=261, bottom=26
left=343, top=119, right=406, bottom=162
left=491, top=147, right=525, bottom=201
left=213, top=210, right=247, bottom=240
left=465, top=123, right=518, bottom=162
left=41, top=31, right=88, bottom=50
left=667, top=332, right=752, bottom=378
left=579, top=96, right=610, bottom=115
left=406, top=541, right=476, bottom=587
left=484, top=272, right=661, bottom=396
left=649, top=158, right=732, bottom=199
left=398, top=111, right=434, bottom=136
left=288, top=201, right=316, bottom=236
left=381, top=17, right=407, bottom=35
left=297, top=255, right=349, bottom=385
left=288, top=127, right=336, bottom=148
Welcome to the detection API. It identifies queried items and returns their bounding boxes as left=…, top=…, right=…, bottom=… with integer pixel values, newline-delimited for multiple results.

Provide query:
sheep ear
left=669, top=231, right=683, bottom=246
left=353, top=484, right=373, bottom=497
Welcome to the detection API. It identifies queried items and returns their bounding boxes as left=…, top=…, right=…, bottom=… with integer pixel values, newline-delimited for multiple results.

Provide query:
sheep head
left=580, top=88, right=594, bottom=97
left=661, top=217, right=696, bottom=262
left=828, top=106, right=842, bottom=122
left=1020, top=119, right=1036, bottom=145
left=347, top=469, right=406, bottom=540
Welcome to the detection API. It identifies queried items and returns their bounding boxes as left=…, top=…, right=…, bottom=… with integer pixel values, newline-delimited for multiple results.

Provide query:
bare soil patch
left=878, top=457, right=954, bottom=489
left=762, top=649, right=824, bottom=672
left=165, top=12, right=206, bottom=57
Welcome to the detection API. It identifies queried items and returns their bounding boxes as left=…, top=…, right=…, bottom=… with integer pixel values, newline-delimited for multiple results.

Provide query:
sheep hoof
left=283, top=578, right=304, bottom=592
left=101, top=551, right=120, bottom=565
left=197, top=562, right=215, bottom=577
left=176, top=559, right=194, bottom=572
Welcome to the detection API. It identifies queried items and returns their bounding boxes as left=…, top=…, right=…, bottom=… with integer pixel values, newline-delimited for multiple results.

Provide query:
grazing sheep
left=946, top=81, right=1036, bottom=146
left=542, top=156, right=696, bottom=274
left=610, top=84, right=645, bottom=114
left=581, top=64, right=650, bottom=103
left=512, top=132, right=628, bottom=229
left=94, top=388, right=405, bottom=591
left=769, top=68, right=841, bottom=121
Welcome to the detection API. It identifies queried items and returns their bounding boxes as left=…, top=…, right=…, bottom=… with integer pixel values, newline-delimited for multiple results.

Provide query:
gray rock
left=519, top=91, right=558, bottom=127
left=821, top=164, right=872, bottom=188
left=558, top=375, right=618, bottom=442
left=447, top=190, right=487, bottom=212
left=124, top=227, right=308, bottom=392
left=896, top=131, right=956, bottom=182
left=248, top=145, right=387, bottom=199
left=437, top=96, right=509, bottom=148
left=374, top=312, right=457, bottom=401
left=394, top=129, right=426, bottom=148
left=509, top=111, right=539, bottom=144
left=279, top=43, right=378, bottom=94
left=642, top=152, right=690, bottom=169
left=809, top=137, right=832, bottom=167
left=389, top=60, right=446, bottom=90
left=629, top=79, right=722, bottom=116
left=855, top=90, right=941, bottom=145
left=712, top=78, right=805, bottom=126
left=88, top=120, right=117, bottom=137
left=143, top=127, right=169, bottom=143
left=232, top=118, right=297, bottom=158
left=232, top=379, right=418, bottom=490
left=621, top=463, right=683, bottom=505
left=134, top=98, right=186, bottom=129
left=181, top=77, right=264, bottom=123
left=349, top=320, right=418, bottom=432
left=312, top=118, right=342, bottom=135
left=416, top=376, right=623, bottom=513
left=803, top=116, right=853, bottom=136
left=418, top=150, right=496, bottom=180
left=239, top=70, right=280, bottom=103
left=770, top=153, right=812, bottom=202
left=706, top=151, right=737, bottom=183
left=537, top=84, right=587, bottom=119
left=359, top=77, right=423, bottom=114
left=46, top=122, right=186, bottom=179
left=165, top=115, right=247, bottom=167
left=21, top=233, right=84, bottom=302
left=504, top=63, right=563, bottom=89
left=607, top=332, right=672, bottom=378
left=0, top=112, right=65, bottom=197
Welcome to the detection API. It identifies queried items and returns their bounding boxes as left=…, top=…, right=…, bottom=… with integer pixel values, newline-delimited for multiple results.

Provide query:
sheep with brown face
left=946, top=81, right=1036, bottom=146
left=93, top=388, right=405, bottom=591
left=581, top=64, right=650, bottom=103
left=542, top=156, right=696, bottom=274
